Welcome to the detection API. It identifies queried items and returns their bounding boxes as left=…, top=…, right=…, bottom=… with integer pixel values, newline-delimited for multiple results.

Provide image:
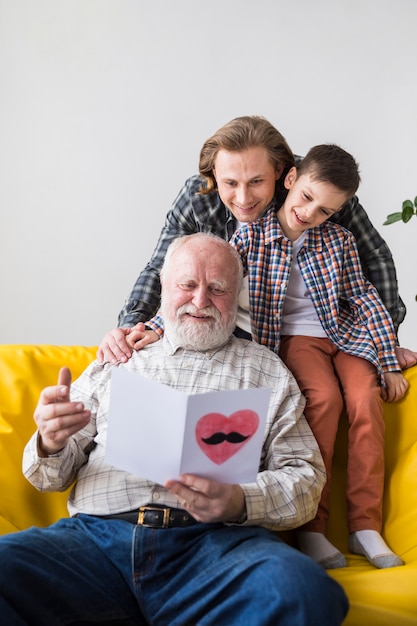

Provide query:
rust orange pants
left=280, top=335, right=384, bottom=534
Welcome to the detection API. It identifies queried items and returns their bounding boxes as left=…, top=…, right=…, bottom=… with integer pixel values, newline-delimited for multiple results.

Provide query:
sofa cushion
left=328, top=365, right=417, bottom=625
left=0, top=344, right=96, bottom=532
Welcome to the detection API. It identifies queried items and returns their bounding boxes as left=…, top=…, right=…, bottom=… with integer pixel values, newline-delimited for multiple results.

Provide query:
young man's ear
left=284, top=166, right=297, bottom=190
left=274, top=163, right=285, bottom=180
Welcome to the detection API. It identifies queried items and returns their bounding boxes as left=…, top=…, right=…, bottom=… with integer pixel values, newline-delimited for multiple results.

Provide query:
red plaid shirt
left=230, top=209, right=400, bottom=384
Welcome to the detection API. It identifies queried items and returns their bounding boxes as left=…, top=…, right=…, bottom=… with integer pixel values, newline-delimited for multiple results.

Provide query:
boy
left=230, top=144, right=409, bottom=569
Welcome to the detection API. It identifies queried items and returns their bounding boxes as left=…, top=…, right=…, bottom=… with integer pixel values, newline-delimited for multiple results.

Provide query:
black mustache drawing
left=201, top=432, right=250, bottom=445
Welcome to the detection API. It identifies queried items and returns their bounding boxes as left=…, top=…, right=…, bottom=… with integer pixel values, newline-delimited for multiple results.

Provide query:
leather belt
left=99, top=505, right=198, bottom=528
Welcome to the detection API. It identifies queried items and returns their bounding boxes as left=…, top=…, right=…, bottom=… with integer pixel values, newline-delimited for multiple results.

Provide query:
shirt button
left=152, top=491, right=160, bottom=501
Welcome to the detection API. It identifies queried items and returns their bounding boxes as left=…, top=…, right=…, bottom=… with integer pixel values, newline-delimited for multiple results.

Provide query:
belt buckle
left=137, top=506, right=171, bottom=528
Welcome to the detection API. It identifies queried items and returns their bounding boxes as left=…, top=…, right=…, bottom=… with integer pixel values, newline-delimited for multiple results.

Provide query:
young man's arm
left=117, top=177, right=203, bottom=328
left=117, top=175, right=232, bottom=328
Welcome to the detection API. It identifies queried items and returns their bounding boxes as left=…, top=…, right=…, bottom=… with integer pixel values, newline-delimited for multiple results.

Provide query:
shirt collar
left=261, top=208, right=325, bottom=251
left=162, top=333, right=233, bottom=359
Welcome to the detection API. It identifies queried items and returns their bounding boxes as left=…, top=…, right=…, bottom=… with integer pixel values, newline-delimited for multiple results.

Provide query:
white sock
left=349, top=530, right=404, bottom=568
left=352, top=530, right=392, bottom=557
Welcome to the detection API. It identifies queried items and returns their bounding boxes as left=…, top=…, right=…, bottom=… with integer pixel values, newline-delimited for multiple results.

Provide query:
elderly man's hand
left=165, top=474, right=246, bottom=524
left=34, top=367, right=91, bottom=457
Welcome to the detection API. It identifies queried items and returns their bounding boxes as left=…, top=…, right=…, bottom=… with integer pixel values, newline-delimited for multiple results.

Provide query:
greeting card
left=105, top=368, right=270, bottom=485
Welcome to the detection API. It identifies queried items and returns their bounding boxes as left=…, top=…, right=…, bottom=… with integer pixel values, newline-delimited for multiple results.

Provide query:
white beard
left=162, top=303, right=237, bottom=351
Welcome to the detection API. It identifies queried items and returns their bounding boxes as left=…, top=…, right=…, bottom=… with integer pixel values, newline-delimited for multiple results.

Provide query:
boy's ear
left=284, top=166, right=297, bottom=190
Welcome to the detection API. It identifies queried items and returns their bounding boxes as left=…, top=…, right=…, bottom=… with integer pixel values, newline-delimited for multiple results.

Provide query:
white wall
left=0, top=0, right=416, bottom=348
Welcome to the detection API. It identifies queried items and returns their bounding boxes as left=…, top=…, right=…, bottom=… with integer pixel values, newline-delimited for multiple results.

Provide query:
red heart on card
left=195, top=410, right=259, bottom=465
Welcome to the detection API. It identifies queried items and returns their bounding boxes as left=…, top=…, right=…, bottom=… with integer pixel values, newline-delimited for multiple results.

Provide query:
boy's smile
left=277, top=168, right=348, bottom=241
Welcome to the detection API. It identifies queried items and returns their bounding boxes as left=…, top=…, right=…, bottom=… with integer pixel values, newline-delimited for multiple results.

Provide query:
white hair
left=160, top=232, right=243, bottom=294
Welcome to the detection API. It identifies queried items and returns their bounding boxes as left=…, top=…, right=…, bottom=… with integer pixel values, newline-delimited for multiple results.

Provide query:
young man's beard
left=162, top=302, right=237, bottom=351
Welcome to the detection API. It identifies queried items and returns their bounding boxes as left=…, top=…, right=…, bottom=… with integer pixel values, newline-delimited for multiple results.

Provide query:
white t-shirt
left=281, top=233, right=326, bottom=337
left=236, top=275, right=252, bottom=333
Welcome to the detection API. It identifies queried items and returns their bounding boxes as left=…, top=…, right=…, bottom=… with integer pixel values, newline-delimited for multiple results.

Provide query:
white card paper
left=105, top=368, right=270, bottom=485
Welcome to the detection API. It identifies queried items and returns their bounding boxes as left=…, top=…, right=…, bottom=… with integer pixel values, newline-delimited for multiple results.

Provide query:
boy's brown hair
left=298, top=144, right=361, bottom=200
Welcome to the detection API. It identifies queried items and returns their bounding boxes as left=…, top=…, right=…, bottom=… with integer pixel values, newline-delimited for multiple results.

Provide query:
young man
left=0, top=233, right=348, bottom=625
left=230, top=145, right=409, bottom=570
left=97, top=116, right=417, bottom=369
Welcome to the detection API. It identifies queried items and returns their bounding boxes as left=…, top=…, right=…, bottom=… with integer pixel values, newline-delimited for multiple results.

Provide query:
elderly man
left=0, top=233, right=348, bottom=625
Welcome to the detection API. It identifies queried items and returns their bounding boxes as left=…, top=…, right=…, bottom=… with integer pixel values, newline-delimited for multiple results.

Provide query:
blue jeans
left=0, top=515, right=348, bottom=625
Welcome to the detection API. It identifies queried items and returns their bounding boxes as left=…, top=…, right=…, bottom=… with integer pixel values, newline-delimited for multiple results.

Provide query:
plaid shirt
left=230, top=210, right=400, bottom=384
left=118, top=173, right=405, bottom=332
left=23, top=335, right=325, bottom=531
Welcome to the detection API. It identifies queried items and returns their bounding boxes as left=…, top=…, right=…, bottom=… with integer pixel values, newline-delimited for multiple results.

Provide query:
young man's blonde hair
left=198, top=116, right=295, bottom=194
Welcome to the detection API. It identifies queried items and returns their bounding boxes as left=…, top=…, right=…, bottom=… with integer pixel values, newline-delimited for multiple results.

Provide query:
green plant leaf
left=402, top=201, right=415, bottom=222
left=414, top=196, right=417, bottom=209
left=383, top=212, right=403, bottom=225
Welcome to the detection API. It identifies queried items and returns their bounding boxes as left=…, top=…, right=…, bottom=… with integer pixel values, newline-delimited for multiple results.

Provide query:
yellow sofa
left=0, top=344, right=416, bottom=624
